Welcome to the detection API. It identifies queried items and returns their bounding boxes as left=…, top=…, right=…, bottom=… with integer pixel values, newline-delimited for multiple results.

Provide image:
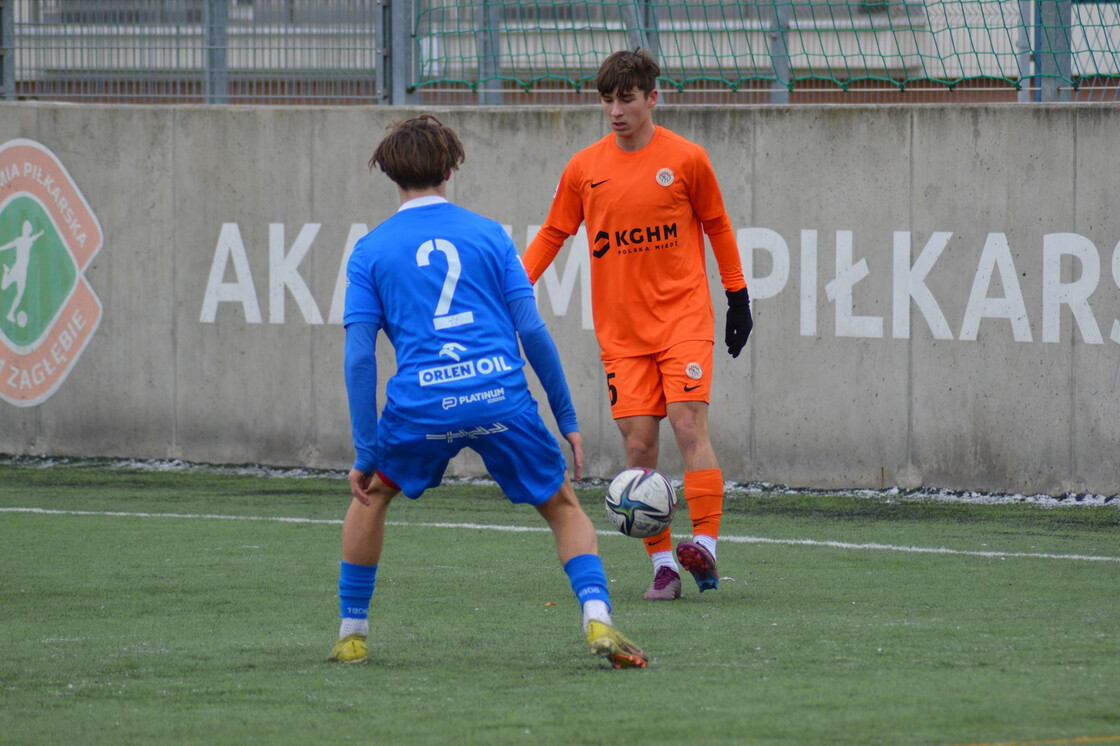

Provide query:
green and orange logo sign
left=0, top=139, right=103, bottom=406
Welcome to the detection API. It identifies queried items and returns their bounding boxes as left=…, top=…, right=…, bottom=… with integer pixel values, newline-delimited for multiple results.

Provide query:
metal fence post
left=478, top=1, right=502, bottom=104
left=204, top=0, right=230, bottom=104
left=769, top=0, right=792, bottom=104
left=1, top=0, right=14, bottom=101
left=642, top=0, right=661, bottom=61
left=622, top=1, right=650, bottom=54
left=1016, top=0, right=1033, bottom=102
left=1037, top=0, right=1072, bottom=102
left=377, top=0, right=417, bottom=105
left=376, top=0, right=389, bottom=102
left=621, top=0, right=662, bottom=93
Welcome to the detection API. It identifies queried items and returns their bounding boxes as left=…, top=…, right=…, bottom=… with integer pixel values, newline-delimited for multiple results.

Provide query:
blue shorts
left=374, top=407, right=568, bottom=505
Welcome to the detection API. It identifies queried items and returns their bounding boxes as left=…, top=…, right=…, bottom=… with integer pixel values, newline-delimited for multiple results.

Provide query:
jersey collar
left=398, top=195, right=448, bottom=212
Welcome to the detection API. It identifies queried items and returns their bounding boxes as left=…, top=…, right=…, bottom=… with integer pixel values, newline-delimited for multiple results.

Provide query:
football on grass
left=605, top=467, right=678, bottom=538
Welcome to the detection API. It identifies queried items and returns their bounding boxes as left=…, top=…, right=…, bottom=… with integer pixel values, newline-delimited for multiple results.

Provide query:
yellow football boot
left=586, top=621, right=648, bottom=669
left=328, top=633, right=368, bottom=664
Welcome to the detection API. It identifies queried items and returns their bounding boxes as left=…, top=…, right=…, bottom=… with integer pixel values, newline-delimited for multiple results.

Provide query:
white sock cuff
left=581, top=599, right=612, bottom=632
left=651, top=550, right=677, bottom=572
left=339, top=617, right=369, bottom=638
left=694, top=534, right=717, bottom=561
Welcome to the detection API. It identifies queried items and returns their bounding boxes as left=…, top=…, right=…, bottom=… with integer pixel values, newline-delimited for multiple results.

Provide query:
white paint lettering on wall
left=200, top=223, right=262, bottom=323
left=1042, top=233, right=1102, bottom=344
left=801, top=229, right=818, bottom=337
left=269, top=223, right=323, bottom=325
left=893, top=231, right=953, bottom=340
left=199, top=223, right=1120, bottom=344
left=738, top=227, right=789, bottom=300
left=327, top=223, right=369, bottom=325
left=826, top=230, right=884, bottom=338
left=1112, top=239, right=1120, bottom=344
left=959, top=233, right=1031, bottom=342
left=741, top=228, right=1119, bottom=344
left=202, top=223, right=370, bottom=325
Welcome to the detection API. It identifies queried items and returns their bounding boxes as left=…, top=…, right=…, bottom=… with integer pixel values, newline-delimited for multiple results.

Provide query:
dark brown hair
left=595, top=48, right=660, bottom=97
left=368, top=114, right=465, bottom=189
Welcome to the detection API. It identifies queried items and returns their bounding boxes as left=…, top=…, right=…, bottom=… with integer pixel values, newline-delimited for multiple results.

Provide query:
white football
left=604, top=467, right=678, bottom=538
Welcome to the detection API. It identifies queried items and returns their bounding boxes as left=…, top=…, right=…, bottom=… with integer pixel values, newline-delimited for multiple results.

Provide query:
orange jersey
left=524, top=126, right=745, bottom=358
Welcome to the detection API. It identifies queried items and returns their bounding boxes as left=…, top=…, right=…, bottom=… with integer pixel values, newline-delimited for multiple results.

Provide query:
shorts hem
left=610, top=407, right=667, bottom=420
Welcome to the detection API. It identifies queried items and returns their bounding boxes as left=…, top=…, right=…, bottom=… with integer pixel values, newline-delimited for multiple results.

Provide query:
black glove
left=725, top=287, right=752, bottom=358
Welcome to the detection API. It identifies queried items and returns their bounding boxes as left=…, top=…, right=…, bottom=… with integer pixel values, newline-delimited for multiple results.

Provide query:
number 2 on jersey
left=416, top=238, right=475, bottom=330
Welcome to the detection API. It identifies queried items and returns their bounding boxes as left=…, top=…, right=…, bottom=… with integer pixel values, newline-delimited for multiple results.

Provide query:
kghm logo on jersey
left=592, top=223, right=680, bottom=258
left=0, top=139, right=103, bottom=407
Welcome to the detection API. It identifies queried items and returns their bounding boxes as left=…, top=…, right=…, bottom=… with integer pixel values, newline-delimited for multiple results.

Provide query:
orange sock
left=684, top=468, right=723, bottom=540
left=642, top=525, right=673, bottom=556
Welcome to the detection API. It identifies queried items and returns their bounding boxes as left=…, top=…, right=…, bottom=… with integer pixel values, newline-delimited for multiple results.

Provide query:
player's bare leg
left=341, top=481, right=396, bottom=566
left=665, top=401, right=718, bottom=472
left=534, top=478, right=598, bottom=564
left=537, top=479, right=648, bottom=668
left=331, top=475, right=398, bottom=663
left=667, top=401, right=723, bottom=591
left=616, top=414, right=661, bottom=470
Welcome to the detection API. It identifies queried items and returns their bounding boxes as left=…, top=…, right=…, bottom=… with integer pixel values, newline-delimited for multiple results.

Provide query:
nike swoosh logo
left=684, top=384, right=701, bottom=392
left=591, top=180, right=610, bottom=188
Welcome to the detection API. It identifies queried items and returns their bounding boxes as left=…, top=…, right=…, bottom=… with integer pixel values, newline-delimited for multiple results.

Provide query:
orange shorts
left=601, top=340, right=714, bottom=419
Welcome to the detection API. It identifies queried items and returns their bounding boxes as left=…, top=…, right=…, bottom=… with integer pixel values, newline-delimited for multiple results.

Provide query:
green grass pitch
left=1, top=459, right=1119, bottom=745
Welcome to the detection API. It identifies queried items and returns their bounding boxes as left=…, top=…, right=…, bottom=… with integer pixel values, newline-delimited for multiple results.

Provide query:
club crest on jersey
left=656, top=168, right=675, bottom=187
left=685, top=362, right=703, bottom=380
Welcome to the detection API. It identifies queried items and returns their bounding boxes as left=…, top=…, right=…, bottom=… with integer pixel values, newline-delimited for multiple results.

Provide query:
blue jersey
left=345, top=199, right=536, bottom=428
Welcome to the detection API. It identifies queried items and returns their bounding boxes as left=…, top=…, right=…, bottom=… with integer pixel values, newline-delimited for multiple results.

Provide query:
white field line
left=3, top=506, right=1120, bottom=564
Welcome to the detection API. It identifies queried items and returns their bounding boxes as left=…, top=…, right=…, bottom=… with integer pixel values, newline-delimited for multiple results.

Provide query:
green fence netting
left=3, top=0, right=1117, bottom=103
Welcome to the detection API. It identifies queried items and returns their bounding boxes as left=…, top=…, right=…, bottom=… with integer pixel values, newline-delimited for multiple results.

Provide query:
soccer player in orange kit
left=522, top=48, right=753, bottom=601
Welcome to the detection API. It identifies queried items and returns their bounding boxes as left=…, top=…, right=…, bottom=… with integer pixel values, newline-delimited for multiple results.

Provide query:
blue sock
left=338, top=561, right=377, bottom=619
left=563, top=554, right=611, bottom=610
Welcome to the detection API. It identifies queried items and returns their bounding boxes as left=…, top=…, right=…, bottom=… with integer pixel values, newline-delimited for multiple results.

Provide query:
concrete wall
left=1, top=103, right=1118, bottom=495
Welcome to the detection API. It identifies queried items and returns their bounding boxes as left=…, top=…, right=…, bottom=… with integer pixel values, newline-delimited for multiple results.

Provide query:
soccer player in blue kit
left=329, top=115, right=646, bottom=669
